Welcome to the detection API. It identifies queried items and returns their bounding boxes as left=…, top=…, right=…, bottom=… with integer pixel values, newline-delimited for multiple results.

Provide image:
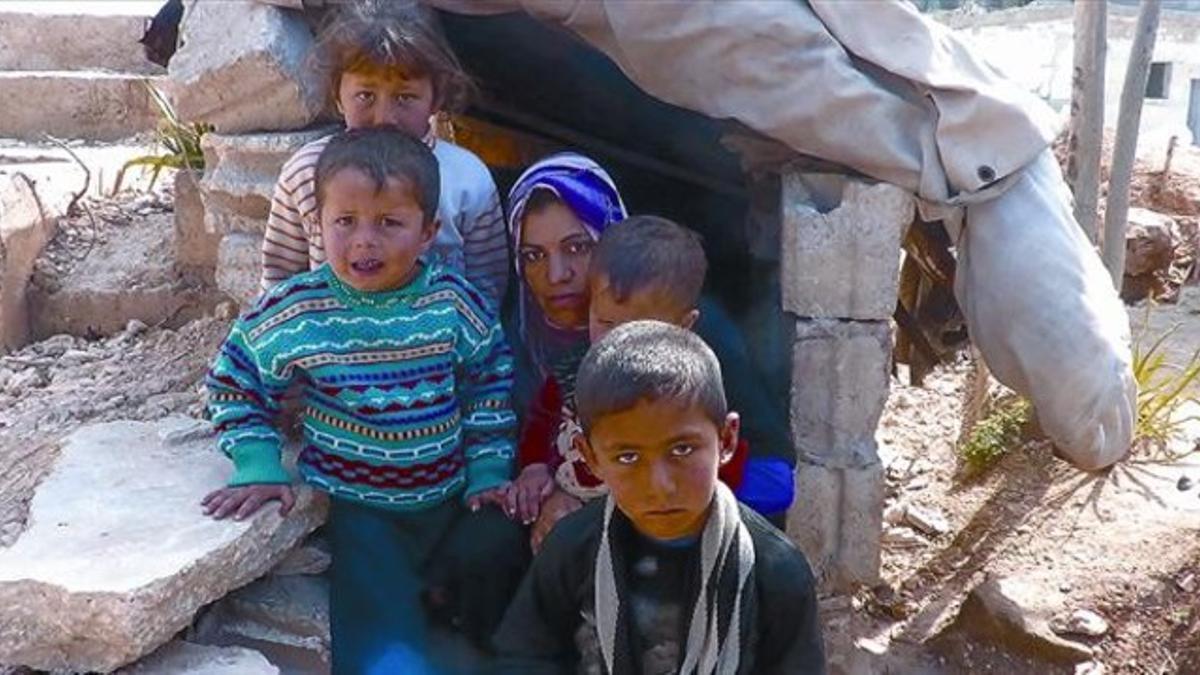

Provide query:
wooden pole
left=1102, top=0, right=1162, bottom=290
left=1067, top=0, right=1106, bottom=244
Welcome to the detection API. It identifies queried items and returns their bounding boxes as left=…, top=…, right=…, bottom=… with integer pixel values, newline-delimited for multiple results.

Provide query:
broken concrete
left=166, top=1, right=327, bottom=133
left=0, top=419, right=327, bottom=673
left=119, top=640, right=278, bottom=675
left=216, top=232, right=263, bottom=308
left=195, top=574, right=330, bottom=663
left=0, top=72, right=160, bottom=141
left=952, top=575, right=1094, bottom=665
left=1124, top=207, right=1177, bottom=277
left=199, top=128, right=331, bottom=236
left=0, top=175, right=55, bottom=352
left=28, top=211, right=220, bottom=339
left=270, top=534, right=331, bottom=577
left=781, top=176, right=912, bottom=322
left=175, top=170, right=220, bottom=281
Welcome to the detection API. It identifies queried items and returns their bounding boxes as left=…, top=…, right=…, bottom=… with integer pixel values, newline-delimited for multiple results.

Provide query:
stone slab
left=199, top=128, right=332, bottom=236
left=790, top=318, right=891, bottom=467
left=175, top=169, right=220, bottom=278
left=781, top=174, right=912, bottom=321
left=952, top=576, right=1094, bottom=664
left=0, top=419, right=328, bottom=673
left=0, top=175, right=55, bottom=352
left=198, top=574, right=331, bottom=662
left=0, top=72, right=160, bottom=142
left=0, top=11, right=162, bottom=73
left=119, top=640, right=279, bottom=675
left=216, top=232, right=263, bottom=308
left=166, top=1, right=326, bottom=133
left=787, top=460, right=884, bottom=590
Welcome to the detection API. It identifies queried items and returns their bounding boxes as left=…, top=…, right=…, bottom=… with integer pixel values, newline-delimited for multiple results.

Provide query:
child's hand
left=505, top=463, right=556, bottom=524
left=201, top=484, right=295, bottom=521
left=466, top=484, right=509, bottom=513
left=530, top=488, right=583, bottom=553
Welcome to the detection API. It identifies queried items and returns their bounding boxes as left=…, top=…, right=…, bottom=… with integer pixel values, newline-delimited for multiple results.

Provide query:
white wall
left=949, top=5, right=1200, bottom=154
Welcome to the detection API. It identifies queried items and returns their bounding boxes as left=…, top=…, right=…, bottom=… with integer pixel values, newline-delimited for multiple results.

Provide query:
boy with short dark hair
left=588, top=215, right=796, bottom=525
left=492, top=321, right=825, bottom=673
left=202, top=127, right=526, bottom=673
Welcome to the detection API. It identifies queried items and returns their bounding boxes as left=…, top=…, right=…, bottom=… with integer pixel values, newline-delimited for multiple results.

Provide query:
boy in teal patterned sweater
left=202, top=127, right=526, bottom=674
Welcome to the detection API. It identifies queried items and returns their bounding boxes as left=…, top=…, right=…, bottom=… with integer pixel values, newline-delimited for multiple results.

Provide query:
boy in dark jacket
left=492, top=321, right=825, bottom=674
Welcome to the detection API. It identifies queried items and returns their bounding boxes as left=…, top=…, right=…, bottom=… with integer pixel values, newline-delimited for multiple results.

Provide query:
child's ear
left=718, top=412, right=740, bottom=466
left=680, top=308, right=700, bottom=331
left=420, top=218, right=441, bottom=249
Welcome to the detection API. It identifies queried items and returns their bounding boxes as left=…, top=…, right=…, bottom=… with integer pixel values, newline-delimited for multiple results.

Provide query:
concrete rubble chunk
left=118, top=640, right=278, bottom=675
left=0, top=175, right=56, bottom=353
left=199, top=128, right=333, bottom=236
left=790, top=318, right=891, bottom=467
left=271, top=534, right=331, bottom=576
left=217, top=232, right=264, bottom=308
left=195, top=574, right=331, bottom=662
left=175, top=170, right=220, bottom=281
left=1050, top=609, right=1109, bottom=638
left=166, top=1, right=327, bottom=133
left=953, top=575, right=1093, bottom=665
left=781, top=174, right=913, bottom=321
left=0, top=419, right=327, bottom=673
left=1123, top=207, right=1177, bottom=278
left=0, top=10, right=162, bottom=74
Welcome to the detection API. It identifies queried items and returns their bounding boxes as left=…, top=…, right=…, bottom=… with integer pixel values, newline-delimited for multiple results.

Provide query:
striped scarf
left=594, top=483, right=756, bottom=675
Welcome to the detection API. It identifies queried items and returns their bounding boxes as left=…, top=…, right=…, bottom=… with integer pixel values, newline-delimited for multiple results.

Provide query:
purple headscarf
left=507, top=152, right=628, bottom=378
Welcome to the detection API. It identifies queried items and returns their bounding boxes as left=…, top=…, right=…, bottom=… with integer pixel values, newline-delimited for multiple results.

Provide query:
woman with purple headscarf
left=502, top=152, right=628, bottom=550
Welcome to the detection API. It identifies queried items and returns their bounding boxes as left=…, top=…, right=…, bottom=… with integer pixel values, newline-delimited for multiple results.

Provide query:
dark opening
left=1147, top=62, right=1173, bottom=100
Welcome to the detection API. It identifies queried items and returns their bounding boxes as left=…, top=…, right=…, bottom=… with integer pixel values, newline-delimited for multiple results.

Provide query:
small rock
left=855, top=636, right=889, bottom=656
left=1176, top=573, right=1196, bottom=593
left=125, top=319, right=148, bottom=336
left=214, top=302, right=238, bottom=321
left=882, top=527, right=925, bottom=547
left=36, top=334, right=76, bottom=358
left=58, top=349, right=96, bottom=367
left=1178, top=476, right=1194, bottom=492
left=1051, top=609, right=1109, bottom=638
left=7, top=368, right=47, bottom=394
left=0, top=369, right=12, bottom=390
left=270, top=535, right=331, bottom=577
left=903, top=505, right=950, bottom=536
left=883, top=503, right=906, bottom=526
left=1075, top=663, right=1105, bottom=675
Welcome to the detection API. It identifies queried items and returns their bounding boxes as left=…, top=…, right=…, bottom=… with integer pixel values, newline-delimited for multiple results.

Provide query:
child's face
left=519, top=202, right=595, bottom=329
left=337, top=67, right=437, bottom=138
left=588, top=274, right=699, bottom=343
left=320, top=167, right=438, bottom=293
left=578, top=398, right=738, bottom=541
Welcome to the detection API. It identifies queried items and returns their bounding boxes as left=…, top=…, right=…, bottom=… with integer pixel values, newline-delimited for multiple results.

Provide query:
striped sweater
left=259, top=134, right=509, bottom=310
left=207, top=263, right=516, bottom=511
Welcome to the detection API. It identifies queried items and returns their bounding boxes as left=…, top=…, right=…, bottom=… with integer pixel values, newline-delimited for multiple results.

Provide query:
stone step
left=0, top=5, right=163, bottom=74
left=0, top=71, right=161, bottom=142
left=28, top=209, right=223, bottom=341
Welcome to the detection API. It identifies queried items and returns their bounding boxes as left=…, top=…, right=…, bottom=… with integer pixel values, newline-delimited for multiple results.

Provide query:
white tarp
left=429, top=0, right=1135, bottom=469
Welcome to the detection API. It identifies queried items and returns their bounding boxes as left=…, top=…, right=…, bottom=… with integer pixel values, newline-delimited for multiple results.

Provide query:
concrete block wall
left=781, top=172, right=913, bottom=589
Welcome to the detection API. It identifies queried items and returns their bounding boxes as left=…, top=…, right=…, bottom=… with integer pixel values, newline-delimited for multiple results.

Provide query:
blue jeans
left=328, top=497, right=527, bottom=674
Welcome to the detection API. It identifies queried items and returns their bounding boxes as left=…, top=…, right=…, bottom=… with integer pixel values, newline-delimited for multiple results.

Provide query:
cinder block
left=166, top=0, right=327, bottom=134
left=217, top=232, right=263, bottom=308
left=787, top=459, right=884, bottom=590
left=790, top=318, right=891, bottom=467
left=781, top=174, right=912, bottom=321
left=199, top=128, right=332, bottom=236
